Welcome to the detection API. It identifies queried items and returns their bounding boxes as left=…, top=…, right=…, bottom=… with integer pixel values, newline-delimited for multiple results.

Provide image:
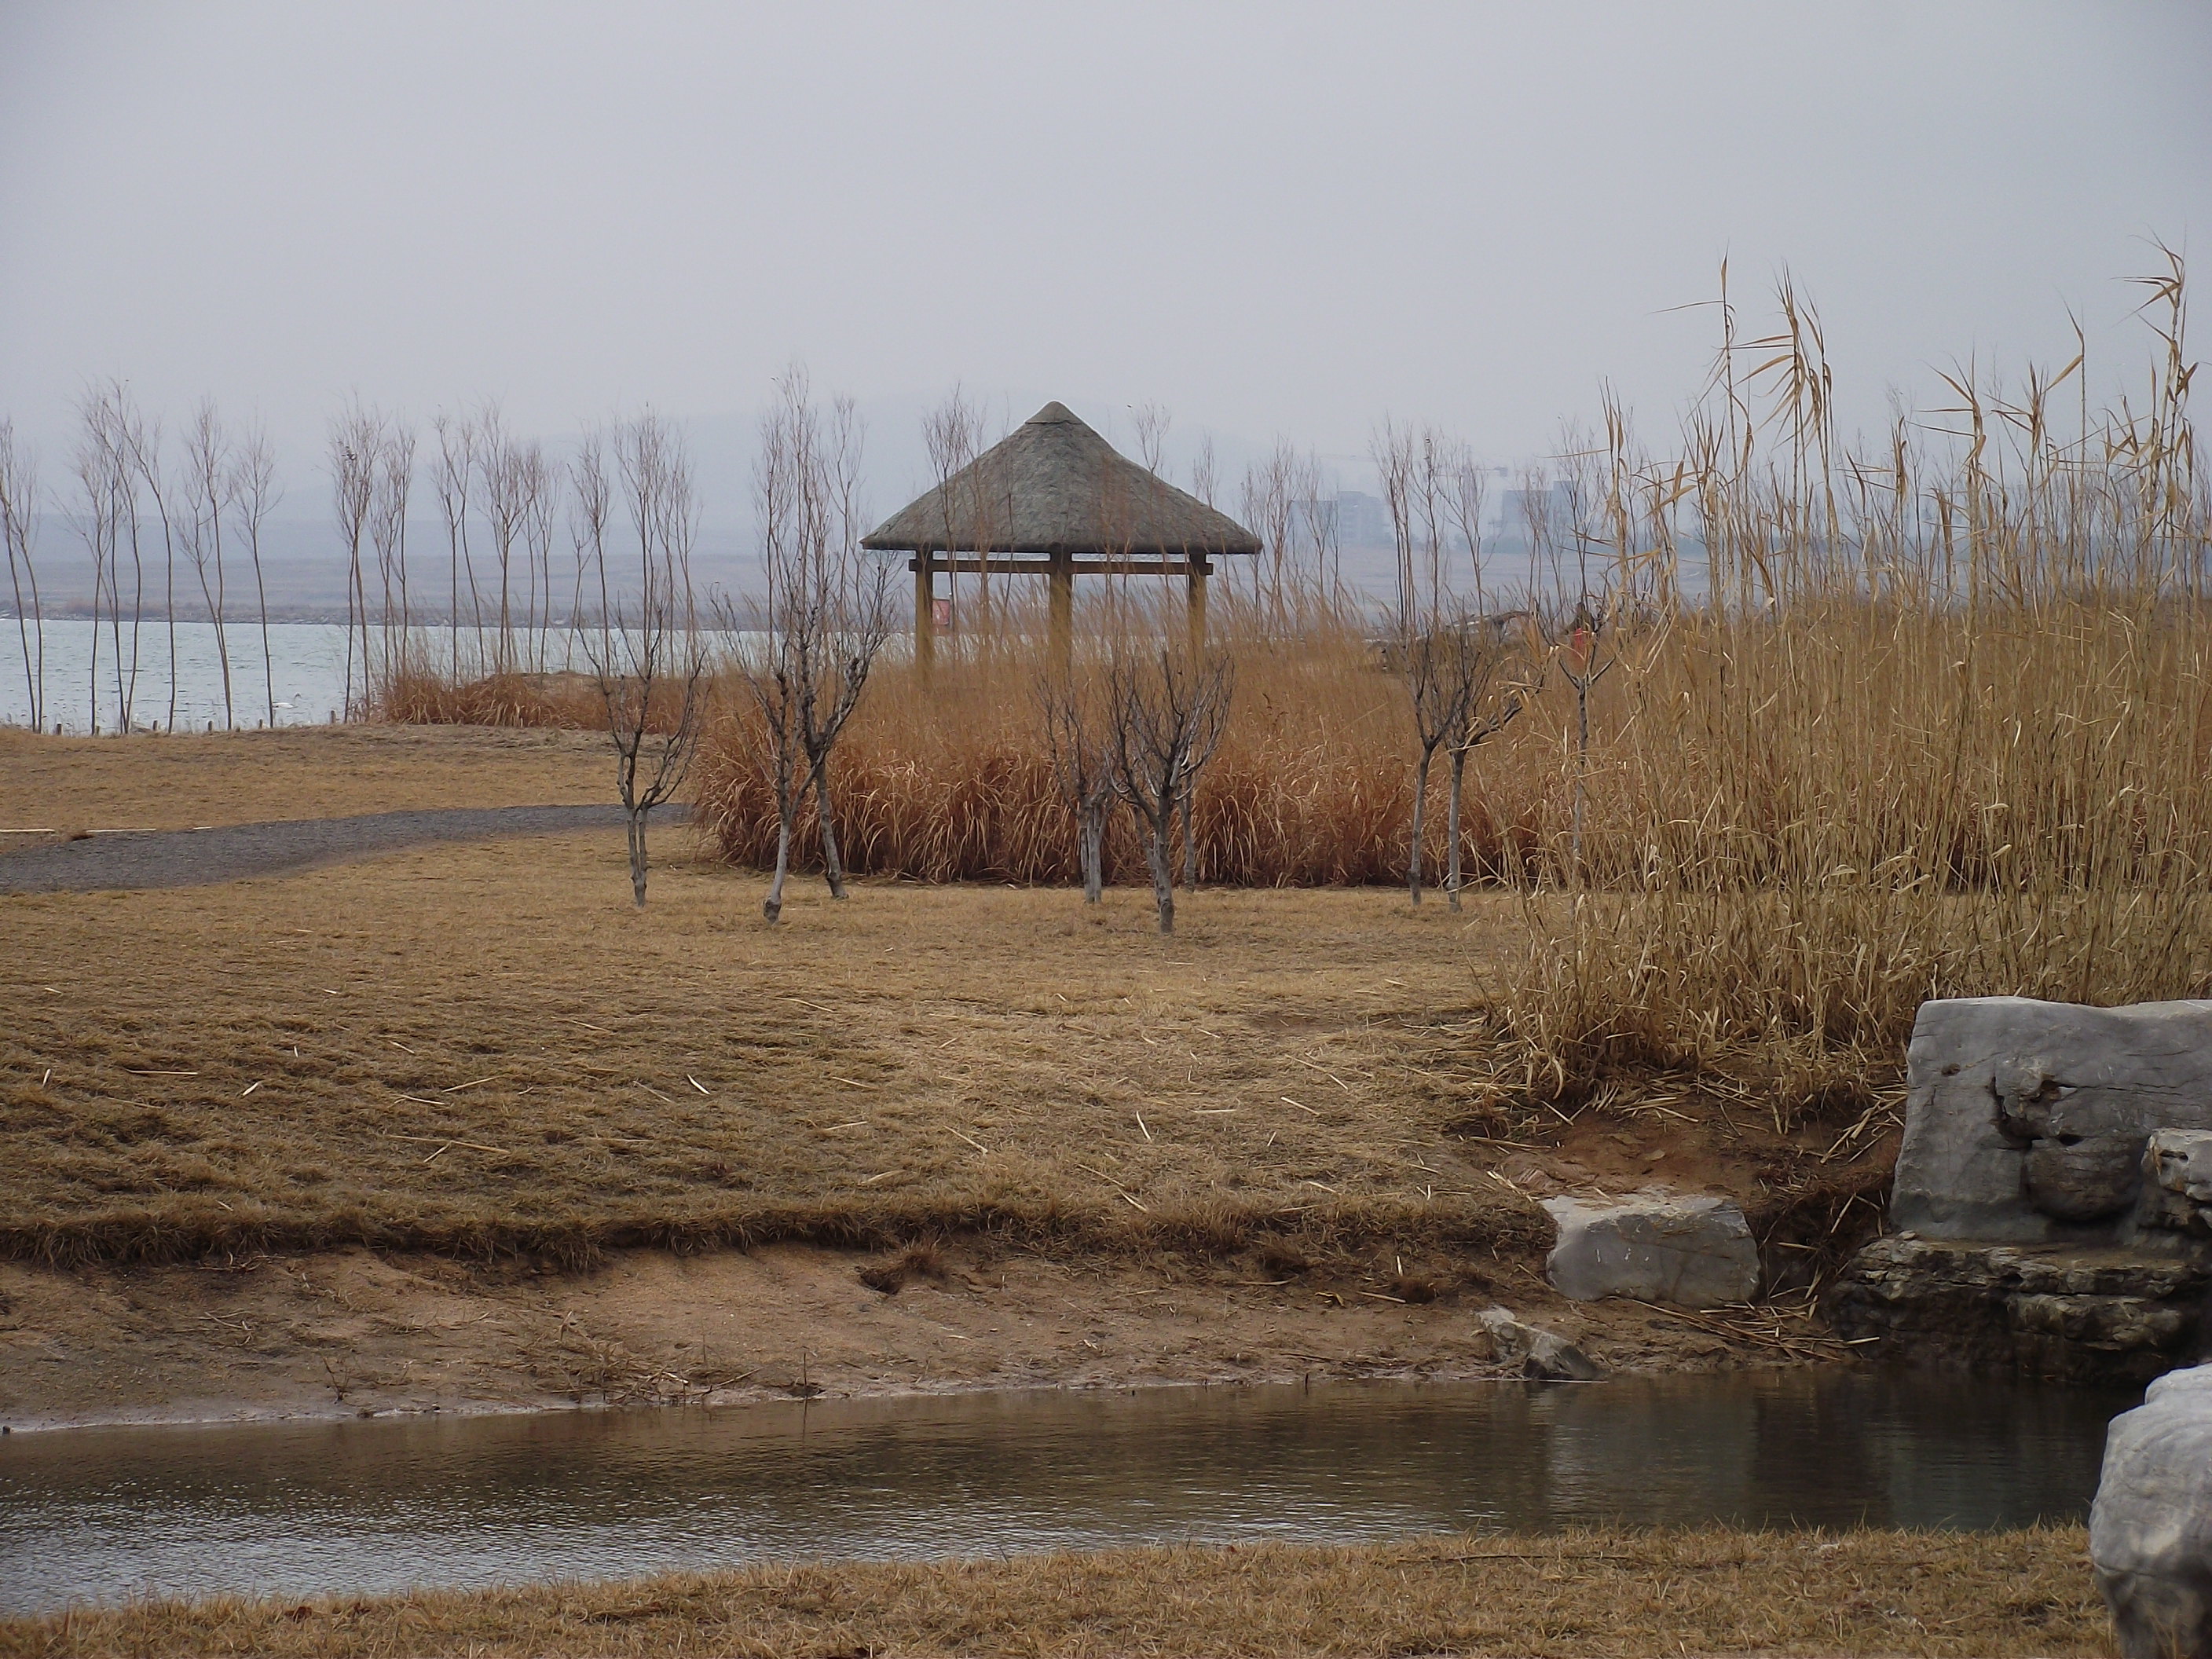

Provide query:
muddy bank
left=0, top=1238, right=1837, bottom=1431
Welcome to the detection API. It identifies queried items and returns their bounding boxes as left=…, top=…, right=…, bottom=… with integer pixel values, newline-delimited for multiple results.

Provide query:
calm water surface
left=0, top=1370, right=2133, bottom=1614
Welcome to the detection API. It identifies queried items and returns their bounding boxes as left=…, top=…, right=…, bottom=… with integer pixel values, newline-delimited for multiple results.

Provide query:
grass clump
left=0, top=1525, right=2107, bottom=1657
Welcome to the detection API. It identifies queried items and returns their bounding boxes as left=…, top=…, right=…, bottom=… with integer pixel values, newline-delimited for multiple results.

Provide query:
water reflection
left=0, top=1369, right=2134, bottom=1614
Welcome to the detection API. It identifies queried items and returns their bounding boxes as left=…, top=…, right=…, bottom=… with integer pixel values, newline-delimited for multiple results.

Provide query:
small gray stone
left=1477, top=1306, right=1606, bottom=1382
left=1540, top=1192, right=1760, bottom=1309
left=2092, top=1363, right=2212, bottom=1659
left=2141, top=1131, right=2212, bottom=1239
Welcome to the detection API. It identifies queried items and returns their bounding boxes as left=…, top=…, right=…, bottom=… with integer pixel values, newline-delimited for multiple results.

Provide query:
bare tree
left=1440, top=617, right=1538, bottom=909
left=330, top=402, right=379, bottom=719
left=230, top=424, right=280, bottom=726
left=1188, top=434, right=1218, bottom=509
left=1399, top=624, right=1467, bottom=906
left=180, top=401, right=236, bottom=728
left=577, top=415, right=709, bottom=906
left=1131, top=401, right=1171, bottom=474
left=921, top=386, right=986, bottom=659
left=1105, top=640, right=1235, bottom=935
left=745, top=370, right=893, bottom=923
left=75, top=385, right=148, bottom=733
left=479, top=408, right=524, bottom=674
left=433, top=409, right=482, bottom=677
left=1531, top=434, right=1624, bottom=888
left=369, top=420, right=416, bottom=699
left=1042, top=669, right=1115, bottom=902
left=112, top=402, right=185, bottom=731
left=0, top=419, right=42, bottom=731
left=1377, top=421, right=1502, bottom=904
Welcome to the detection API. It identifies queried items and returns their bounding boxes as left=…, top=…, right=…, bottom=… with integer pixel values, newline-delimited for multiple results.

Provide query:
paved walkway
left=0, top=804, right=687, bottom=895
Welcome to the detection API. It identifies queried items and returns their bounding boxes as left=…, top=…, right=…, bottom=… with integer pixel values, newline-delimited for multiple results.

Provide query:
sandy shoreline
left=0, top=1236, right=1829, bottom=1434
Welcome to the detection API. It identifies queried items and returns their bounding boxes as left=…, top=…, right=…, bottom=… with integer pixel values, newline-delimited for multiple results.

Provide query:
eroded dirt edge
left=0, top=1236, right=1832, bottom=1431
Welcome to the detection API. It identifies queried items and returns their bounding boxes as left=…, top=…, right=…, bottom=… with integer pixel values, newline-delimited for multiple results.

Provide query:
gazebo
left=861, top=401, right=1262, bottom=672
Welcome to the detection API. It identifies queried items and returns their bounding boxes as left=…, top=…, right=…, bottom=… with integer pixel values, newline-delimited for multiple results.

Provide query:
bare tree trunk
left=1080, top=795, right=1107, bottom=903
left=764, top=800, right=797, bottom=922
left=1572, top=680, right=1590, bottom=889
left=1143, top=798, right=1177, bottom=935
left=0, top=421, right=42, bottom=733
left=1408, top=748, right=1432, bottom=905
left=811, top=757, right=847, bottom=898
left=1445, top=746, right=1467, bottom=911
left=627, top=805, right=650, bottom=907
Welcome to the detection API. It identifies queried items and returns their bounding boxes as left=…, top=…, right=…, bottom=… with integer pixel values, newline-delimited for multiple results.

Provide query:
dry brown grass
left=0, top=1525, right=2107, bottom=1657
left=2, top=826, right=1573, bottom=1267
left=0, top=723, right=608, bottom=832
left=375, top=665, right=705, bottom=733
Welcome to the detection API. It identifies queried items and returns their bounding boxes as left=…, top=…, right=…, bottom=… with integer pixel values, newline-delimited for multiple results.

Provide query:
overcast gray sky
left=2, top=1, right=2207, bottom=510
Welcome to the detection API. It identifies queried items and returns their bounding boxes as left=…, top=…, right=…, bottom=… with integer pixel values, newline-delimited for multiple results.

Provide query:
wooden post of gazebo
left=862, top=401, right=1260, bottom=680
left=1048, top=551, right=1075, bottom=674
left=913, top=552, right=936, bottom=677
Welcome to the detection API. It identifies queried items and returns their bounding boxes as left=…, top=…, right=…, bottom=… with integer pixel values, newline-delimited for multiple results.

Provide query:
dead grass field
left=0, top=723, right=607, bottom=834
left=0, top=1525, right=2106, bottom=1657
left=2, top=823, right=1564, bottom=1263
left=0, top=808, right=1882, bottom=1270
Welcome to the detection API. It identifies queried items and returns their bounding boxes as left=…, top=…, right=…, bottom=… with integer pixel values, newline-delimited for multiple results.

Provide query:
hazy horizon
left=3, top=2, right=2206, bottom=525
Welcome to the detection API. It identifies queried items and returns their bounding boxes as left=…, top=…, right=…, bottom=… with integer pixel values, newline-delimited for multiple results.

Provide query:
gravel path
left=0, top=804, right=687, bottom=895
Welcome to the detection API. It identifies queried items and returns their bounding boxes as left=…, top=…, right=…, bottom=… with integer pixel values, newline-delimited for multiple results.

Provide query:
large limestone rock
left=2092, top=1363, right=2212, bottom=1659
left=1540, top=1192, right=1760, bottom=1309
left=1892, top=997, right=2212, bottom=1243
left=1829, top=1235, right=2210, bottom=1384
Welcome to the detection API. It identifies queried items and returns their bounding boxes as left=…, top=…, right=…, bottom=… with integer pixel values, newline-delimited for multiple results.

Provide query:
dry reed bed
left=0, top=1525, right=2106, bottom=1657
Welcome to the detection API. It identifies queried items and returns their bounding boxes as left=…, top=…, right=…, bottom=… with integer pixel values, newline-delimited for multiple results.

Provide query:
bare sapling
left=1400, top=624, right=1468, bottom=906
left=1105, top=636, right=1235, bottom=935
left=74, top=385, right=148, bottom=733
left=229, top=425, right=280, bottom=727
left=920, top=386, right=985, bottom=666
left=433, top=410, right=482, bottom=678
left=369, top=421, right=416, bottom=694
left=1376, top=419, right=1497, bottom=903
left=0, top=419, right=44, bottom=732
left=1042, top=667, right=1115, bottom=902
left=1529, top=443, right=1623, bottom=888
left=1237, top=441, right=1337, bottom=632
left=71, top=399, right=119, bottom=731
left=578, top=415, right=709, bottom=906
left=116, top=401, right=185, bottom=731
left=180, top=401, right=236, bottom=727
left=479, top=408, right=523, bottom=675
left=745, top=369, right=892, bottom=922
left=1441, top=618, right=1537, bottom=908
left=329, top=404, right=379, bottom=719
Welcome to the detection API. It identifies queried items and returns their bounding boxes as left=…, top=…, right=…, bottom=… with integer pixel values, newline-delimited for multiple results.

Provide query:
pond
left=0, top=1369, right=2133, bottom=1616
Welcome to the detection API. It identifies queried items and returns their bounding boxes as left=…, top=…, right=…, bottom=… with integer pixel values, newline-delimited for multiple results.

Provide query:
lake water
left=0, top=1370, right=2134, bottom=1616
left=0, top=619, right=357, bottom=734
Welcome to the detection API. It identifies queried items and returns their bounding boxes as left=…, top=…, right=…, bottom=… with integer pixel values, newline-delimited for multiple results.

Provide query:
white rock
left=1540, top=1192, right=1760, bottom=1309
left=1892, top=997, right=2212, bottom=1243
left=2092, top=1361, right=2212, bottom=1659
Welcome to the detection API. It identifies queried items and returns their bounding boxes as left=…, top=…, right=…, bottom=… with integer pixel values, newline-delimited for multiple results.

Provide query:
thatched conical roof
left=862, top=402, right=1261, bottom=558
